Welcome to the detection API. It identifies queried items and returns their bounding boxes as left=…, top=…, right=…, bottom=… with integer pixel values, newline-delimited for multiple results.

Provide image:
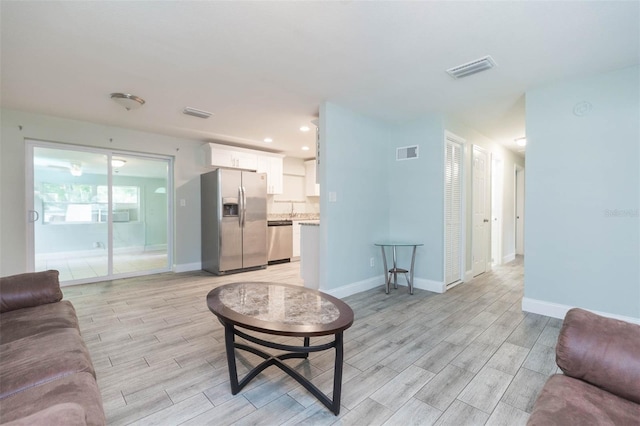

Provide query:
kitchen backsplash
left=266, top=157, right=320, bottom=219
left=267, top=198, right=319, bottom=219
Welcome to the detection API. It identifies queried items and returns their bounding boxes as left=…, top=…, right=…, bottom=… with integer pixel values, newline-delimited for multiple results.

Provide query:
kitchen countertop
left=268, top=213, right=320, bottom=221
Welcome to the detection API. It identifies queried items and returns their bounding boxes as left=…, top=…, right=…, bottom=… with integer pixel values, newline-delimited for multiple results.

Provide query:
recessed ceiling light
left=301, top=146, right=310, bottom=151
left=300, top=126, right=310, bottom=132
left=264, top=138, right=273, bottom=143
left=515, top=137, right=527, bottom=147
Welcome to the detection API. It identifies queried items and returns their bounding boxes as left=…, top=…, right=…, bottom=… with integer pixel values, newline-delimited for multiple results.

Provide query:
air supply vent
left=183, top=107, right=213, bottom=119
left=447, top=55, right=497, bottom=79
left=397, top=145, right=419, bottom=161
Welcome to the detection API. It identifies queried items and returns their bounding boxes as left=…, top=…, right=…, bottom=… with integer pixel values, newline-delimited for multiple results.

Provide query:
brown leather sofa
left=0, top=270, right=105, bottom=425
left=528, top=308, right=640, bottom=425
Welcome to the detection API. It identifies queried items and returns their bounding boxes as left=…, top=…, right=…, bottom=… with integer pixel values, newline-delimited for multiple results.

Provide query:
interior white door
left=491, top=158, right=503, bottom=266
left=444, top=135, right=463, bottom=286
left=472, top=146, right=491, bottom=277
left=516, top=166, right=525, bottom=255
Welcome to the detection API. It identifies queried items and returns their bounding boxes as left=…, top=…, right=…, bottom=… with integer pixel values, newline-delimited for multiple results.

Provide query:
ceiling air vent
left=183, top=107, right=213, bottom=119
left=447, top=55, right=497, bottom=79
left=397, top=145, right=419, bottom=161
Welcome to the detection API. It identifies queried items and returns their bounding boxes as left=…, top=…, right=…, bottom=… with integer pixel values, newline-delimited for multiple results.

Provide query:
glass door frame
left=26, top=139, right=174, bottom=285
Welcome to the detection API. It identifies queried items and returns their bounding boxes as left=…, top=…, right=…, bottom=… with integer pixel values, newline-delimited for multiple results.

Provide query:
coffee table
left=206, top=282, right=354, bottom=415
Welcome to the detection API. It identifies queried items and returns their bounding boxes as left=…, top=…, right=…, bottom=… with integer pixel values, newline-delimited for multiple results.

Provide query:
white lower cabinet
left=292, top=221, right=302, bottom=258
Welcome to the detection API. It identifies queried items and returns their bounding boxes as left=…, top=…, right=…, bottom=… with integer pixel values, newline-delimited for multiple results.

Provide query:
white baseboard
left=173, top=262, right=202, bottom=273
left=323, top=276, right=382, bottom=299
left=521, top=297, right=640, bottom=325
left=414, top=277, right=445, bottom=293
left=464, top=270, right=474, bottom=282
left=323, top=275, right=446, bottom=299
left=502, top=253, right=516, bottom=263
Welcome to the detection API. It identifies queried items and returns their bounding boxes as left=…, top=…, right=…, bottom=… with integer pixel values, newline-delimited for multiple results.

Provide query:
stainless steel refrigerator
left=201, top=169, right=268, bottom=275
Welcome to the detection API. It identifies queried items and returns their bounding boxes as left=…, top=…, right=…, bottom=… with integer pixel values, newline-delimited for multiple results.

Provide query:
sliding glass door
left=28, top=141, right=172, bottom=284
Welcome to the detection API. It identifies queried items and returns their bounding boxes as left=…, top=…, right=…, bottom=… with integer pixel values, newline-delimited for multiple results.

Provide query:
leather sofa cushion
left=556, top=308, right=640, bottom=404
left=0, top=270, right=62, bottom=313
left=528, top=374, right=640, bottom=426
left=0, top=328, right=95, bottom=400
left=0, top=300, right=80, bottom=345
left=0, top=372, right=104, bottom=426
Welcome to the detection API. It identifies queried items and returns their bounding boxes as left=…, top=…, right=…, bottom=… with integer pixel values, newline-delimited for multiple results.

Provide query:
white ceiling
left=2, top=1, right=638, bottom=158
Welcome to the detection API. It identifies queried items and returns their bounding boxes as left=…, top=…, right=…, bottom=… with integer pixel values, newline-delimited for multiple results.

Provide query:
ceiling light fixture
left=515, top=137, right=527, bottom=147
left=70, top=163, right=82, bottom=177
left=264, top=138, right=273, bottom=143
left=183, top=107, right=212, bottom=119
left=301, top=146, right=310, bottom=151
left=110, top=93, right=145, bottom=110
left=111, top=159, right=127, bottom=168
left=300, top=126, right=310, bottom=132
left=447, top=55, right=497, bottom=79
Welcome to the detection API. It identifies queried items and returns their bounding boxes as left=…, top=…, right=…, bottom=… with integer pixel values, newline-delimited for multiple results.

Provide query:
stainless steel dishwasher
left=267, top=220, right=293, bottom=264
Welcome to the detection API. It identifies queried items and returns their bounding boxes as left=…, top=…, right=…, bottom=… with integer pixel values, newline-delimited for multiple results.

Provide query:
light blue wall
left=319, top=102, right=391, bottom=290
left=525, top=65, right=640, bottom=318
left=388, top=116, right=445, bottom=282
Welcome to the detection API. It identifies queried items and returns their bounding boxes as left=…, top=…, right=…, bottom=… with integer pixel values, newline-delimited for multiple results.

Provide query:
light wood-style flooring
left=63, top=257, right=559, bottom=425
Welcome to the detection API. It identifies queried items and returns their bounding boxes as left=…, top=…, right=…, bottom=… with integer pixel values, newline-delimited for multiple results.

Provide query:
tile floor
left=63, top=256, right=559, bottom=425
left=37, top=250, right=168, bottom=281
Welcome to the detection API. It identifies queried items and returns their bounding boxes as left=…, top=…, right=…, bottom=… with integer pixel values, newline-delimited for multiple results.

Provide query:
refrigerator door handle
left=238, top=186, right=244, bottom=227
left=241, top=186, right=247, bottom=228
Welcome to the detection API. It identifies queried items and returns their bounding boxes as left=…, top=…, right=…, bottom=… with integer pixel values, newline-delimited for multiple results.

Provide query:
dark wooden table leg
left=303, top=336, right=310, bottom=358
left=224, top=322, right=240, bottom=394
left=332, top=332, right=344, bottom=415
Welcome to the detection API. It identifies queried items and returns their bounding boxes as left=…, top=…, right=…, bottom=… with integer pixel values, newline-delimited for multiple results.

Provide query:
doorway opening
left=27, top=140, right=173, bottom=285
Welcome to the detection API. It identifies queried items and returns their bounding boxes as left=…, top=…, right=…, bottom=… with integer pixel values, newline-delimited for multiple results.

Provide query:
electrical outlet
left=370, top=257, right=375, bottom=267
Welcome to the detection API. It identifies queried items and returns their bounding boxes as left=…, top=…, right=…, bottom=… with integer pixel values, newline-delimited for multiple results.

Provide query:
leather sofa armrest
left=0, top=270, right=62, bottom=313
left=1, top=402, right=87, bottom=426
left=557, top=308, right=640, bottom=404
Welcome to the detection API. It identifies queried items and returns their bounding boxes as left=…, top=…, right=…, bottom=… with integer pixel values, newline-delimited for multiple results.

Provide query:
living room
left=1, top=2, right=638, bottom=425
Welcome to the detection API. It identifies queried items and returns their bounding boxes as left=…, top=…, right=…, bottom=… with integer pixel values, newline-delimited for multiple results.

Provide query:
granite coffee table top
left=207, top=282, right=354, bottom=337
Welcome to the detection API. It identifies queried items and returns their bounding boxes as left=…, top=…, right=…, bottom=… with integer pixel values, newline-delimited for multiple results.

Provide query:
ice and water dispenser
left=222, top=198, right=239, bottom=217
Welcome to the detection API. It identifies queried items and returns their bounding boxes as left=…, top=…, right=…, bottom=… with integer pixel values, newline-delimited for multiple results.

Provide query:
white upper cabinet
left=204, top=143, right=258, bottom=170
left=204, top=143, right=284, bottom=194
left=256, top=154, right=284, bottom=194
left=305, top=160, right=320, bottom=196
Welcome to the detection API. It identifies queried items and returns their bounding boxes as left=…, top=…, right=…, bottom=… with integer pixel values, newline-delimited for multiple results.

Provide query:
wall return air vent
left=447, top=55, right=497, bottom=79
left=397, top=145, right=419, bottom=161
